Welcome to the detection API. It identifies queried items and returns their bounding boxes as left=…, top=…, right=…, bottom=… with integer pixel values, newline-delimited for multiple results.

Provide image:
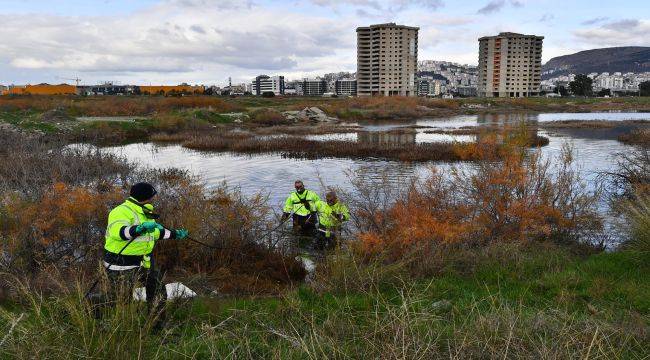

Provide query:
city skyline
left=0, top=0, right=648, bottom=86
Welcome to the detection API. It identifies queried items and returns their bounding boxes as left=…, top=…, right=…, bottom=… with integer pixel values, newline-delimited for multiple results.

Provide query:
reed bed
left=619, top=128, right=650, bottom=146
left=182, top=134, right=484, bottom=162
left=541, top=119, right=650, bottom=129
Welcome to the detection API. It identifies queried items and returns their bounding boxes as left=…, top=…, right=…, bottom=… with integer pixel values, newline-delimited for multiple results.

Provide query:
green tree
left=555, top=85, right=568, bottom=97
left=640, top=81, right=650, bottom=97
left=569, top=74, right=593, bottom=97
left=597, top=88, right=611, bottom=97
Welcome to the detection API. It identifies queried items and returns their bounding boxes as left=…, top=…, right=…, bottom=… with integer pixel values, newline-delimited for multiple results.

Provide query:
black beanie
left=130, top=182, right=157, bottom=202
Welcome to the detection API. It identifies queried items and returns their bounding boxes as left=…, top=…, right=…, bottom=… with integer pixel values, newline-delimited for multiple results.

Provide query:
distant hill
left=542, top=47, right=650, bottom=79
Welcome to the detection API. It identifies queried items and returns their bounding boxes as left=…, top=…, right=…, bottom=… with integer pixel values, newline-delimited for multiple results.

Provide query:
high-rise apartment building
left=357, top=23, right=419, bottom=97
left=478, top=32, right=543, bottom=98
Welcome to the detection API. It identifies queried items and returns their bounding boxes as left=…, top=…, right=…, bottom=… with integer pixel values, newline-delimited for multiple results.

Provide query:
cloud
left=310, top=0, right=443, bottom=12
left=603, top=19, right=640, bottom=30
left=581, top=16, right=609, bottom=26
left=477, top=0, right=522, bottom=14
left=0, top=1, right=357, bottom=83
left=539, top=13, right=554, bottom=23
left=574, top=18, right=650, bottom=46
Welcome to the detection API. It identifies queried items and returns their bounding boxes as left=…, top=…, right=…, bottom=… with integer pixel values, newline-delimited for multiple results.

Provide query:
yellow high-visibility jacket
left=283, top=190, right=320, bottom=216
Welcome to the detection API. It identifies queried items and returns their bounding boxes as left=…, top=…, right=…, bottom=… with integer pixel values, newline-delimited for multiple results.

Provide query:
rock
left=295, top=107, right=338, bottom=123
left=281, top=106, right=338, bottom=123
left=431, top=299, right=452, bottom=312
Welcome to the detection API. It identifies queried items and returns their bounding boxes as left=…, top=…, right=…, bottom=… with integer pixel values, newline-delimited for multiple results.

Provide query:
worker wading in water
left=313, top=191, right=350, bottom=250
left=102, top=182, right=188, bottom=323
left=281, top=180, right=320, bottom=235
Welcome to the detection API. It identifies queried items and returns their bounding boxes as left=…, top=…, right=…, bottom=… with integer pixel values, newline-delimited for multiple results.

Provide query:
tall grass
left=622, top=195, right=650, bottom=253
left=2, top=246, right=647, bottom=359
left=182, top=133, right=501, bottom=162
left=0, top=96, right=244, bottom=116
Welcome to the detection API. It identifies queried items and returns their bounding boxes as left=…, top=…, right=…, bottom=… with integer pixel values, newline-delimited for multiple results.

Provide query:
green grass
left=0, top=109, right=63, bottom=133
left=1, top=248, right=647, bottom=359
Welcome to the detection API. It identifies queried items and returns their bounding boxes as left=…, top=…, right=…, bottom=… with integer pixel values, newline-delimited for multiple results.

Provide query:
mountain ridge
left=542, top=47, right=650, bottom=79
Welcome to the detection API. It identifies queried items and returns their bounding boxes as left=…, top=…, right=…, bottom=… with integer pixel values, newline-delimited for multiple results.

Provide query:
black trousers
left=292, top=213, right=316, bottom=235
left=106, top=266, right=166, bottom=306
left=314, top=226, right=337, bottom=250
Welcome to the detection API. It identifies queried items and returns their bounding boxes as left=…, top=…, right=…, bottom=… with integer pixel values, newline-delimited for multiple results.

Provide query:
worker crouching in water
left=103, top=182, right=188, bottom=322
left=281, top=180, right=320, bottom=235
left=313, top=191, right=350, bottom=250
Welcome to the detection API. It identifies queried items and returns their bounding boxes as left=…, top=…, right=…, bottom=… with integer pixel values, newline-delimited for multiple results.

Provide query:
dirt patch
left=40, top=108, right=73, bottom=122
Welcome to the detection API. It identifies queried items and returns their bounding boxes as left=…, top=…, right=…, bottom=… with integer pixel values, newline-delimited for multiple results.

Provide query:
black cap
left=130, top=182, right=157, bottom=202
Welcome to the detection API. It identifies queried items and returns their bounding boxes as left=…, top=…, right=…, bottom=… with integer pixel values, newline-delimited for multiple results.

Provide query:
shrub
left=621, top=196, right=650, bottom=253
left=0, top=130, right=304, bottom=295
left=352, top=141, right=604, bottom=272
left=247, top=108, right=291, bottom=126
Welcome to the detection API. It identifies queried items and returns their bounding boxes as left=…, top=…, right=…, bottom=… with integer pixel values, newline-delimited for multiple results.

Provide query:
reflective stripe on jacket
left=283, top=190, right=320, bottom=216
left=104, top=198, right=172, bottom=269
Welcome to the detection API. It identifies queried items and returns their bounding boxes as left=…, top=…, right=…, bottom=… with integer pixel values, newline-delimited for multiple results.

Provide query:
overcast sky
left=0, top=0, right=648, bottom=86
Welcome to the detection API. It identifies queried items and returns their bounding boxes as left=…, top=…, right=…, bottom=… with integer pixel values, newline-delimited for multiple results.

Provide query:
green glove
left=174, top=229, right=189, bottom=240
left=136, top=221, right=162, bottom=235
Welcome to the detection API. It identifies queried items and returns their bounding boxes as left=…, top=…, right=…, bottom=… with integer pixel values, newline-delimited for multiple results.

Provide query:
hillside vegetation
left=543, top=46, right=650, bottom=79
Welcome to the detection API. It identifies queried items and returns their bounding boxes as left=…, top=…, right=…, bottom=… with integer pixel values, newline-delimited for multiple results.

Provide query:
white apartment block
left=478, top=32, right=543, bottom=98
left=357, top=23, right=419, bottom=97
left=250, top=75, right=285, bottom=96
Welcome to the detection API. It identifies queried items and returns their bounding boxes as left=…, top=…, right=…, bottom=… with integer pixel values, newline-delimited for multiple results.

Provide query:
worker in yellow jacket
left=313, top=191, right=350, bottom=250
left=103, top=182, right=188, bottom=312
left=281, top=180, right=320, bottom=235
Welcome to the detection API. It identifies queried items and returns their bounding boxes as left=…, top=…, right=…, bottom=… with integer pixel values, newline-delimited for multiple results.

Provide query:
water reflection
left=97, top=112, right=650, bottom=245
left=357, top=130, right=416, bottom=145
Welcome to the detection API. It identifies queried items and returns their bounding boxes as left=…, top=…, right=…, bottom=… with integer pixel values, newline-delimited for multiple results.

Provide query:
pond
left=99, top=112, right=650, bottom=246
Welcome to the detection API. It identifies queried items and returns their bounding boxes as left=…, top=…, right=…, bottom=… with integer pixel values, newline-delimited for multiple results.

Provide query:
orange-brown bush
left=0, top=95, right=244, bottom=116
left=1, top=183, right=123, bottom=273
left=351, top=140, right=604, bottom=272
left=247, top=108, right=293, bottom=126
left=0, top=129, right=304, bottom=295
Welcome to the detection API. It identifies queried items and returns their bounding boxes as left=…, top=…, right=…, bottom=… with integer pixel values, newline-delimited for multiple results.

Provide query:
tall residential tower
left=356, top=23, right=419, bottom=97
left=478, top=32, right=543, bottom=98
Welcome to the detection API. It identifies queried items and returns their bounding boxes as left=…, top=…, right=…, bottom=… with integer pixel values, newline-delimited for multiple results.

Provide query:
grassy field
left=0, top=98, right=649, bottom=358
left=1, top=95, right=649, bottom=142
left=1, top=245, right=647, bottom=359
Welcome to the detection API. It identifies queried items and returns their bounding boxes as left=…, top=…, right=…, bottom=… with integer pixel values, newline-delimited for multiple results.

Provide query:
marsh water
left=99, top=112, right=650, bottom=246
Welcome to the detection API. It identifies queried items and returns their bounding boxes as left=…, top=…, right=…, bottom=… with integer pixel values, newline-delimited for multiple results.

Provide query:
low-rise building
left=302, top=78, right=328, bottom=96
left=139, top=85, right=204, bottom=95
left=0, top=85, right=7, bottom=95
left=285, top=80, right=303, bottom=96
left=4, top=83, right=77, bottom=95
left=417, top=78, right=446, bottom=97
left=455, top=86, right=478, bottom=97
left=335, top=79, right=357, bottom=96
left=251, top=75, right=285, bottom=96
left=78, top=83, right=138, bottom=96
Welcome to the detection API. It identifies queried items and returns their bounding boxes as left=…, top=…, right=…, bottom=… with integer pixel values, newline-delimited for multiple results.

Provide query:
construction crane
left=57, top=76, right=82, bottom=86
